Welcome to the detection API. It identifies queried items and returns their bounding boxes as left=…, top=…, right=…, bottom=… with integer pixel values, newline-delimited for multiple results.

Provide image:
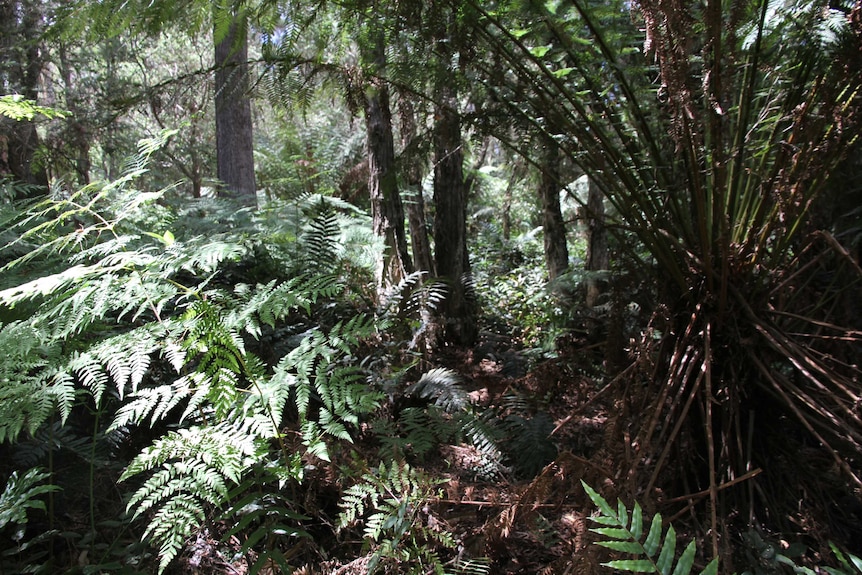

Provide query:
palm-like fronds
left=465, top=0, right=862, bottom=546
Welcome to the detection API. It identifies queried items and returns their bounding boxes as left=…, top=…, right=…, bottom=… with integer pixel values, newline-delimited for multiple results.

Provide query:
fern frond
left=121, top=423, right=264, bottom=573
left=827, top=543, right=862, bottom=575
left=406, top=367, right=470, bottom=413
left=0, top=468, right=60, bottom=529
left=582, top=481, right=719, bottom=575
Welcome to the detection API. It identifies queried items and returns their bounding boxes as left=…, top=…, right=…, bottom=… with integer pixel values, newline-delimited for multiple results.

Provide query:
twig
left=664, top=468, right=763, bottom=525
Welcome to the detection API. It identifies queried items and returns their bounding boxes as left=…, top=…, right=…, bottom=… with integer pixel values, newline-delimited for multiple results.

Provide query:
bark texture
left=540, top=143, right=568, bottom=282
left=433, top=82, right=476, bottom=347
left=584, top=177, right=608, bottom=307
left=214, top=10, right=256, bottom=207
left=363, top=29, right=413, bottom=293
left=398, top=96, right=434, bottom=275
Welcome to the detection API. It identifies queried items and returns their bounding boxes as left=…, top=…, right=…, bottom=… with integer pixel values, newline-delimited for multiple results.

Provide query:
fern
left=0, top=468, right=60, bottom=530
left=219, top=461, right=310, bottom=575
left=120, top=423, right=263, bottom=572
left=582, top=481, right=719, bottom=575
left=338, top=461, right=453, bottom=574
left=406, top=367, right=470, bottom=413
left=0, top=467, right=60, bottom=575
left=277, top=313, right=384, bottom=461
left=826, top=544, right=862, bottom=575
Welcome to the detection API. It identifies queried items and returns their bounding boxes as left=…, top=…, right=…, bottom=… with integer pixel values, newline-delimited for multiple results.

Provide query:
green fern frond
left=406, top=367, right=470, bottom=413
left=121, top=423, right=264, bottom=573
left=502, top=412, right=557, bottom=477
left=826, top=543, right=862, bottom=575
left=582, top=481, right=719, bottom=575
left=338, top=460, right=453, bottom=574
left=109, top=379, right=191, bottom=431
left=0, top=468, right=60, bottom=529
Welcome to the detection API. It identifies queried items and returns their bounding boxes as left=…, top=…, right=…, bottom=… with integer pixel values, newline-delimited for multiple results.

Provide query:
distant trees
left=0, top=0, right=48, bottom=192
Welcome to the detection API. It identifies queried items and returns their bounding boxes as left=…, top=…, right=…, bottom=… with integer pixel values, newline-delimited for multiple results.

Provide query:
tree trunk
left=214, top=9, right=256, bottom=207
left=58, top=42, right=91, bottom=186
left=398, top=96, right=434, bottom=276
left=362, top=27, right=413, bottom=294
left=584, top=177, right=608, bottom=307
left=0, top=0, right=48, bottom=193
left=433, top=82, right=476, bottom=347
left=540, top=142, right=568, bottom=282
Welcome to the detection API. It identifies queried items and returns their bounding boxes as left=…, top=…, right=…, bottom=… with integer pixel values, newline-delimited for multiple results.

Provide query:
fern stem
left=90, top=403, right=101, bottom=542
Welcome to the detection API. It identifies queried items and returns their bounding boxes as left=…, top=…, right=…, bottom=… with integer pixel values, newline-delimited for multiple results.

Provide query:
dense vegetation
left=1, top=1, right=861, bottom=574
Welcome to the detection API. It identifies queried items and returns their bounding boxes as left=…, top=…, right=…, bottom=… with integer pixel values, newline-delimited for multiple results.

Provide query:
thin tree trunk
left=398, top=96, right=434, bottom=275
left=214, top=9, right=256, bottom=207
left=540, top=142, right=568, bottom=282
left=362, top=26, right=413, bottom=294
left=433, top=81, right=476, bottom=347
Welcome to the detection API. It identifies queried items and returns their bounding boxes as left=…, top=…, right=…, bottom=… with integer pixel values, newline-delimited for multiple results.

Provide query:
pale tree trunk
left=433, top=81, right=477, bottom=347
left=214, top=9, right=256, bottom=207
left=540, top=143, right=568, bottom=282
left=398, top=96, right=434, bottom=276
left=0, top=0, right=48, bottom=193
left=362, top=27, right=413, bottom=295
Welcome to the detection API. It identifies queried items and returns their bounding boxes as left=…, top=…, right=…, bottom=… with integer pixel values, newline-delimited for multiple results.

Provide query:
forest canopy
left=1, top=0, right=862, bottom=573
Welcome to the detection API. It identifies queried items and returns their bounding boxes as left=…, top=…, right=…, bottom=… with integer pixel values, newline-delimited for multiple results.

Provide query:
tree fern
left=582, top=481, right=719, bottom=575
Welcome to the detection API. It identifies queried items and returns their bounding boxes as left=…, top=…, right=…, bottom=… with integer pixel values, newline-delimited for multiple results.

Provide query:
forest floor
left=172, top=331, right=619, bottom=575
left=46, top=328, right=861, bottom=574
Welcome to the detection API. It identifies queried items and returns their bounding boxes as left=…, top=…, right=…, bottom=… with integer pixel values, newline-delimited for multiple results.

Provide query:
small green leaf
left=656, top=525, right=676, bottom=574
left=592, top=527, right=632, bottom=540
left=582, top=481, right=616, bottom=519
left=644, top=513, right=664, bottom=558
left=631, top=502, right=643, bottom=541
left=618, top=500, right=629, bottom=529
left=598, top=541, right=646, bottom=554
left=529, top=45, right=551, bottom=58
left=699, top=558, right=719, bottom=575
left=591, top=515, right=622, bottom=526
left=163, top=230, right=175, bottom=246
left=553, top=67, right=574, bottom=78
left=602, top=559, right=657, bottom=573
left=671, top=540, right=696, bottom=575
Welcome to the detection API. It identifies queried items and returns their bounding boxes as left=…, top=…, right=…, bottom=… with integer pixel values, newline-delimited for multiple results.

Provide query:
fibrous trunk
left=362, top=28, right=413, bottom=294
left=433, top=81, right=477, bottom=346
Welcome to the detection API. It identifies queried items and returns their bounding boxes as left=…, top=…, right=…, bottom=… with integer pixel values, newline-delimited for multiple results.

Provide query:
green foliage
left=583, top=481, right=719, bottom=575
left=826, top=543, right=862, bottom=575
left=0, top=132, right=384, bottom=572
left=0, top=94, right=67, bottom=121
left=0, top=468, right=61, bottom=575
left=338, top=460, right=454, bottom=574
left=220, top=460, right=310, bottom=575
left=0, top=468, right=60, bottom=531
left=120, top=424, right=261, bottom=572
